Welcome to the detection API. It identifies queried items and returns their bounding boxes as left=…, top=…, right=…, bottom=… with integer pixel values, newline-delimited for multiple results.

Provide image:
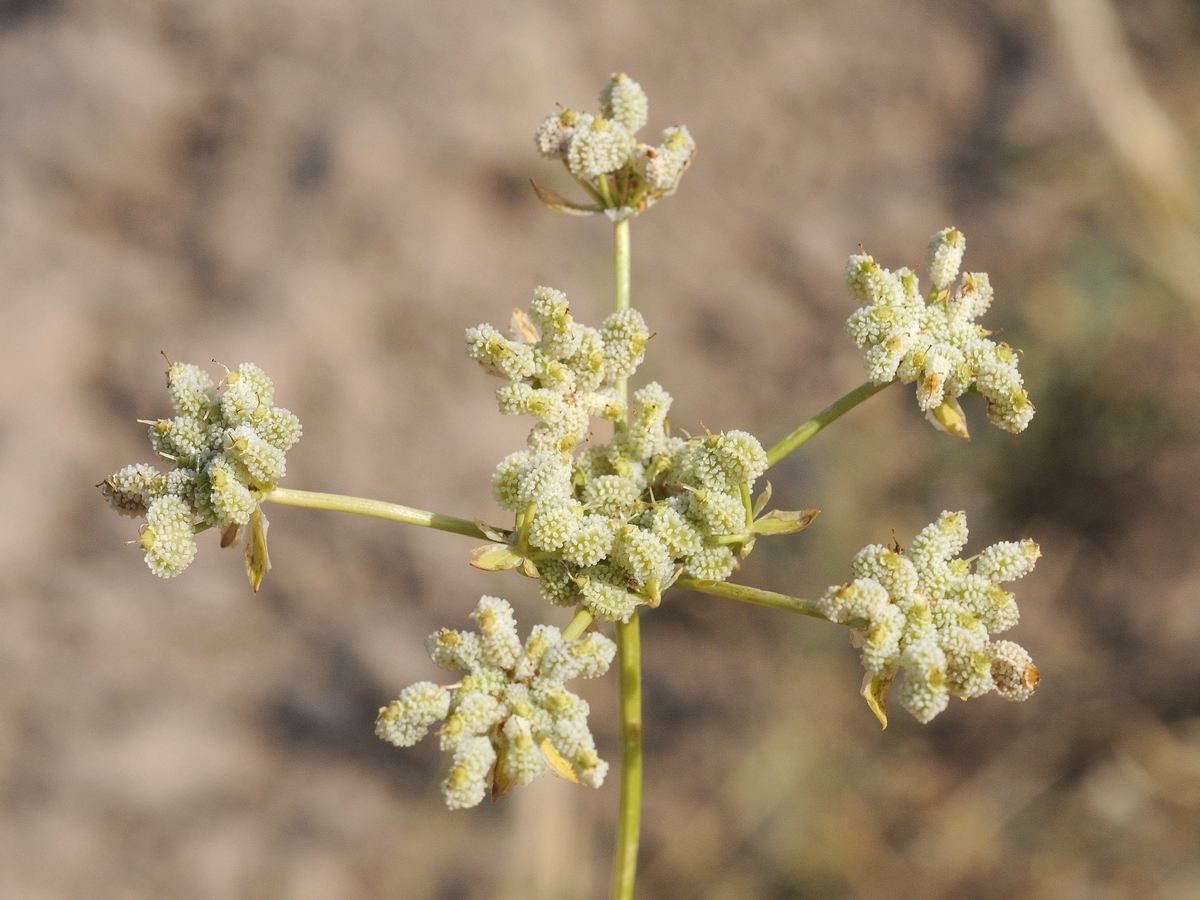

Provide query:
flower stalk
left=263, top=487, right=495, bottom=541
left=563, top=608, right=595, bottom=642
left=674, top=576, right=824, bottom=619
left=611, top=214, right=644, bottom=900
left=613, top=609, right=643, bottom=900
left=766, top=380, right=894, bottom=467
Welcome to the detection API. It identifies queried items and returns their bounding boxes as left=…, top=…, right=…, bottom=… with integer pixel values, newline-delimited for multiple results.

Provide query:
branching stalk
left=766, top=380, right=893, bottom=467
left=263, top=487, right=496, bottom=541
left=596, top=173, right=615, bottom=209
left=562, top=609, right=594, bottom=642
left=674, top=576, right=824, bottom=619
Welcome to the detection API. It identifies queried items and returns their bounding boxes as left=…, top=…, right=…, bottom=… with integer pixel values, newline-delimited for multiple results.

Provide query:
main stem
left=613, top=610, right=642, bottom=900
left=765, top=380, right=893, bottom=467
left=611, top=216, right=642, bottom=900
left=263, top=487, right=493, bottom=540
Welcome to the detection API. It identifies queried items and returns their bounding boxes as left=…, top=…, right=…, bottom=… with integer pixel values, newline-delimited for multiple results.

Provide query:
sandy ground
left=4, top=0, right=1200, bottom=897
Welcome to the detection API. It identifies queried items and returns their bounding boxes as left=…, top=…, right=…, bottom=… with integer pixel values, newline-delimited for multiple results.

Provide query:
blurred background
left=4, top=0, right=1200, bottom=897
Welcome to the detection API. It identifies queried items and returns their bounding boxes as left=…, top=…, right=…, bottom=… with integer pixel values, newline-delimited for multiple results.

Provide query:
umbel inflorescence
left=532, top=72, right=695, bottom=218
left=466, top=286, right=816, bottom=625
left=376, top=280, right=817, bottom=809
left=100, top=71, right=1045, bottom=897
left=376, top=595, right=615, bottom=808
left=101, top=361, right=300, bottom=585
left=847, top=228, right=1034, bottom=437
left=820, top=511, right=1040, bottom=725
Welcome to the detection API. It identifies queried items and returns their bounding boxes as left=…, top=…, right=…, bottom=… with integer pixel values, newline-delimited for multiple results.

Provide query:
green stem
left=674, top=576, right=824, bottom=619
left=564, top=159, right=606, bottom=206
left=562, top=609, right=594, bottom=642
left=612, top=613, right=643, bottom=900
left=517, top=501, right=537, bottom=555
left=705, top=533, right=749, bottom=546
left=597, top=173, right=615, bottom=209
left=739, top=482, right=754, bottom=529
left=614, top=217, right=632, bottom=403
left=263, top=487, right=494, bottom=541
left=610, top=213, right=642, bottom=900
left=765, top=380, right=894, bottom=467
left=614, top=219, right=631, bottom=315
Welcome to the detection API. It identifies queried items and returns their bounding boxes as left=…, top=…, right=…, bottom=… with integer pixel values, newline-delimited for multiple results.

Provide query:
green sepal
left=490, top=731, right=517, bottom=802
left=540, top=738, right=580, bottom=783
left=926, top=396, right=970, bottom=440
left=530, top=181, right=603, bottom=216
left=752, top=481, right=773, bottom=518
left=244, top=506, right=271, bottom=593
left=470, top=545, right=523, bottom=572
left=474, top=521, right=513, bottom=544
left=861, top=670, right=895, bottom=729
left=751, top=508, right=820, bottom=535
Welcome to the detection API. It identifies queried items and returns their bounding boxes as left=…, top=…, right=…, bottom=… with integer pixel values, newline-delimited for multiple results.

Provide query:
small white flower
left=600, top=73, right=649, bottom=134
left=926, top=227, right=966, bottom=293
left=140, top=495, right=197, bottom=578
left=567, top=116, right=634, bottom=180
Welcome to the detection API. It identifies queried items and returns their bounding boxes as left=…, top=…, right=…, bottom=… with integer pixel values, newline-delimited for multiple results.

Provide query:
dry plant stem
left=1047, top=0, right=1200, bottom=323
left=611, top=215, right=643, bottom=900
left=675, top=575, right=823, bottom=619
left=766, top=380, right=894, bottom=467
left=263, top=487, right=493, bottom=540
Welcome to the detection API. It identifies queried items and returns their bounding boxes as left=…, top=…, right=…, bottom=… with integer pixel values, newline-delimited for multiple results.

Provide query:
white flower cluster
left=470, top=289, right=778, bottom=622
left=845, top=228, right=1034, bottom=434
left=101, top=362, right=301, bottom=577
left=534, top=73, right=695, bottom=218
left=819, top=511, right=1040, bottom=724
left=375, top=596, right=615, bottom=809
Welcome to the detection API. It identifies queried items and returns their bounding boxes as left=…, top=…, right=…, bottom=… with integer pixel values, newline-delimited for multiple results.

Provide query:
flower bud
left=600, top=73, right=649, bottom=134
left=926, top=227, right=966, bottom=293
left=989, top=640, right=1039, bottom=701
left=140, top=495, right=197, bottom=578
left=376, top=682, right=451, bottom=747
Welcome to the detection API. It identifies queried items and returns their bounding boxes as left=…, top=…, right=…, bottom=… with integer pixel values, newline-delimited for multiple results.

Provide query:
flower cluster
left=375, top=596, right=615, bottom=809
left=469, top=288, right=804, bottom=623
left=845, top=228, right=1034, bottom=435
left=533, top=73, right=695, bottom=219
left=101, top=361, right=300, bottom=580
left=819, top=511, right=1040, bottom=724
